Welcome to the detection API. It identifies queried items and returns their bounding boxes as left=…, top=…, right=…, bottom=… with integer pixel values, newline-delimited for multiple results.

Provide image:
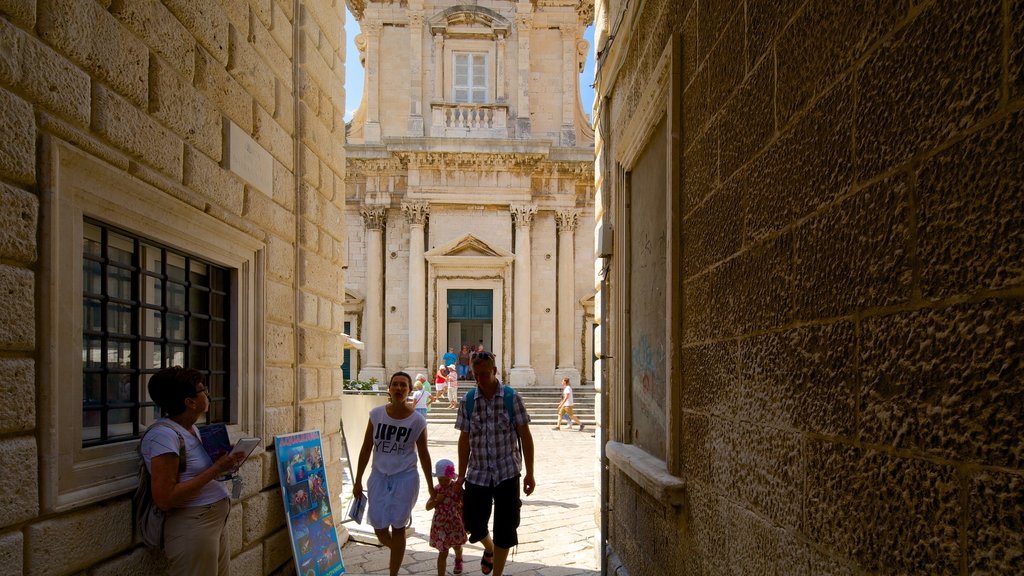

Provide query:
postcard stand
left=275, top=430, right=346, bottom=576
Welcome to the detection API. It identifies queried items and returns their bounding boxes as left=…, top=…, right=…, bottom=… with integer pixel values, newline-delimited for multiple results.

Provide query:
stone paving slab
left=338, top=423, right=601, bottom=576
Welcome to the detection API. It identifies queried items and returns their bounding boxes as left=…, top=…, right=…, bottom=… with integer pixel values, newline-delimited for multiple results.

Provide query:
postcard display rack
left=275, top=431, right=346, bottom=576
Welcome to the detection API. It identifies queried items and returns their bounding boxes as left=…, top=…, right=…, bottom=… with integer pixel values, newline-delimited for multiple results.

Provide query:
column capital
left=555, top=209, right=579, bottom=232
left=360, top=206, right=387, bottom=230
left=409, top=12, right=424, bottom=29
left=510, top=204, right=537, bottom=228
left=515, top=14, right=533, bottom=31
left=363, top=21, right=382, bottom=36
left=402, top=201, right=430, bottom=226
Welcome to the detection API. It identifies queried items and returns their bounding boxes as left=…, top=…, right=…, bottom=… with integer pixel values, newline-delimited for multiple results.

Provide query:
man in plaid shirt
left=455, top=351, right=535, bottom=576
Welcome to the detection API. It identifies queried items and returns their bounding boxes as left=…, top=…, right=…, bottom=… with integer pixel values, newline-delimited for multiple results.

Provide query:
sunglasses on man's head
left=471, top=351, right=494, bottom=361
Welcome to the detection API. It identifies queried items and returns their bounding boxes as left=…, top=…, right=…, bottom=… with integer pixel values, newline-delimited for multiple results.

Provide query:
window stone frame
left=38, top=138, right=266, bottom=512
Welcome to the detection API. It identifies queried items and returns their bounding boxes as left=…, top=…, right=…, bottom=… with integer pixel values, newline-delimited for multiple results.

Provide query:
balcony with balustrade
left=430, top=102, right=510, bottom=138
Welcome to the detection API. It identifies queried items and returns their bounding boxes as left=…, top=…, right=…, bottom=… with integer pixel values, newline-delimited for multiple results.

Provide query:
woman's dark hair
left=148, top=366, right=204, bottom=417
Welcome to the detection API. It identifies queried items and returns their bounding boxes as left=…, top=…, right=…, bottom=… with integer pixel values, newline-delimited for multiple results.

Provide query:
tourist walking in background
left=457, top=344, right=472, bottom=379
left=442, top=346, right=458, bottom=370
left=446, top=365, right=459, bottom=409
left=553, top=377, right=585, bottom=431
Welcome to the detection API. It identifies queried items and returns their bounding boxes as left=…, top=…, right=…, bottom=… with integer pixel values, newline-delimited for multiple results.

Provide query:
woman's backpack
left=133, top=422, right=185, bottom=548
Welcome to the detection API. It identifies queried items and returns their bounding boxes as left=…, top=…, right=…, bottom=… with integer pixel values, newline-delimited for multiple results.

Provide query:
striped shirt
left=455, top=383, right=531, bottom=486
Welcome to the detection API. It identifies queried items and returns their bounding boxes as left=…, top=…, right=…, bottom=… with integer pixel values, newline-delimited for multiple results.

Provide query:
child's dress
left=429, top=481, right=468, bottom=550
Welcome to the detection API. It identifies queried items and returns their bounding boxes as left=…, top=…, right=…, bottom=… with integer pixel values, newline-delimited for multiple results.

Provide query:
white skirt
left=366, top=467, right=420, bottom=530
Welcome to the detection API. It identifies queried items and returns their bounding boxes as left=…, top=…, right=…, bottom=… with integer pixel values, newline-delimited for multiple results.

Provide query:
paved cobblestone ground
left=339, top=421, right=602, bottom=576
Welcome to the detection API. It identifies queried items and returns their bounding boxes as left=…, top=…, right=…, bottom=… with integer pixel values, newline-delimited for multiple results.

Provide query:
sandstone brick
left=242, top=489, right=286, bottom=543
left=266, top=235, right=295, bottom=282
left=0, top=436, right=37, bottom=528
left=269, top=0, right=293, bottom=58
left=683, top=173, right=741, bottom=278
left=274, top=79, right=296, bottom=134
left=92, top=84, right=183, bottom=180
left=264, top=365, right=294, bottom=406
left=229, top=26, right=276, bottom=114
left=744, top=82, right=853, bottom=244
left=236, top=448, right=265, bottom=500
left=682, top=270, right=713, bottom=344
left=0, top=183, right=36, bottom=264
left=227, top=502, right=243, bottom=554
left=89, top=545, right=167, bottom=576
left=26, top=499, right=132, bottom=574
left=0, top=87, right=35, bottom=184
left=249, top=0, right=271, bottom=30
left=243, top=187, right=296, bottom=240
left=0, top=0, right=35, bottom=28
left=683, top=481, right=729, bottom=575
left=299, top=366, right=318, bottom=401
left=745, top=0, right=802, bottom=71
left=300, top=102, right=340, bottom=173
left=682, top=121, right=717, bottom=215
left=860, top=299, right=1024, bottom=468
left=303, top=0, right=342, bottom=52
left=707, top=8, right=744, bottom=116
left=713, top=420, right=802, bottom=529
left=0, top=264, right=34, bottom=350
left=0, top=19, right=91, bottom=127
left=183, top=146, right=245, bottom=213
left=737, top=322, right=856, bottom=437
left=251, top=13, right=293, bottom=90
left=726, top=507, right=809, bottom=576
left=794, top=176, right=911, bottom=319
left=916, top=110, right=1024, bottom=299
left=0, top=529, right=23, bottom=576
left=0, top=358, right=34, bottom=433
left=805, top=443, right=960, bottom=573
left=266, top=279, right=295, bottom=324
left=265, top=322, right=295, bottom=364
left=271, top=159, right=296, bottom=211
left=680, top=412, right=714, bottom=485
left=1013, top=0, right=1024, bottom=101
left=195, top=46, right=253, bottom=133
left=274, top=0, right=292, bottom=22
left=254, top=104, right=294, bottom=169
left=722, top=231, right=792, bottom=335
left=150, top=57, right=222, bottom=162
left=263, top=527, right=292, bottom=574
left=968, top=471, right=1024, bottom=574
left=37, top=112, right=132, bottom=171
left=718, top=58, right=773, bottom=180
left=230, top=543, right=262, bottom=575
left=218, top=0, right=248, bottom=35
left=299, top=400, right=324, bottom=432
left=266, top=403, right=294, bottom=438
left=681, top=341, right=736, bottom=416
left=164, top=0, right=229, bottom=65
left=110, top=0, right=196, bottom=79
left=38, top=0, right=148, bottom=107
left=856, top=0, right=1001, bottom=180
left=694, top=0, right=737, bottom=67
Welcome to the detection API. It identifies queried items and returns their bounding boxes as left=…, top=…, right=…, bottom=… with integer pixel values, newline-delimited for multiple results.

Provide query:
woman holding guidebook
left=140, top=366, right=246, bottom=576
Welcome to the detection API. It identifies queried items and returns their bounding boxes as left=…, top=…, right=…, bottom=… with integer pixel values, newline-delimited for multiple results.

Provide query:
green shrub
left=343, top=377, right=378, bottom=391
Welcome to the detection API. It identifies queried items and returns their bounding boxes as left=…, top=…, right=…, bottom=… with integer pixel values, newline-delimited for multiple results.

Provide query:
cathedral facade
left=343, top=0, right=597, bottom=387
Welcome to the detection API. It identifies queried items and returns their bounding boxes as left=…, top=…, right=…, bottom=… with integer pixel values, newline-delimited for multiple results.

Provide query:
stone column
left=509, top=204, right=537, bottom=387
left=554, top=209, right=580, bottom=386
left=514, top=3, right=532, bottom=137
left=560, top=26, right=577, bottom=146
left=358, top=206, right=387, bottom=384
left=403, top=201, right=429, bottom=377
left=364, top=21, right=382, bottom=142
left=408, top=12, right=425, bottom=135
left=496, top=34, right=506, bottom=102
left=433, top=32, right=444, bottom=100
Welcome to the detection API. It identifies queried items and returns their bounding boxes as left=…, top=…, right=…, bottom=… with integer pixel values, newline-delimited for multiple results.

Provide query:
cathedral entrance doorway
left=447, top=289, right=493, bottom=352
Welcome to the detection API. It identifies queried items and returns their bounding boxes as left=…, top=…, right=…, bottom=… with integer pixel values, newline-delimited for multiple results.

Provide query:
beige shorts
left=558, top=406, right=575, bottom=417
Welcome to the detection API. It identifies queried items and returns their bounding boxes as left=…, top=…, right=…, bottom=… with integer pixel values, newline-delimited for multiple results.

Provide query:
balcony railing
left=431, top=102, right=509, bottom=138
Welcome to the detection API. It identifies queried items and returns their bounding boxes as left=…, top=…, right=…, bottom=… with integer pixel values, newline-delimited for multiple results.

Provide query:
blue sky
left=342, top=7, right=596, bottom=122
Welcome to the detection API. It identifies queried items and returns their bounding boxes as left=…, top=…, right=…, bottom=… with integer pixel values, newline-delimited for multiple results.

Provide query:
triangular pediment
left=425, top=234, right=513, bottom=259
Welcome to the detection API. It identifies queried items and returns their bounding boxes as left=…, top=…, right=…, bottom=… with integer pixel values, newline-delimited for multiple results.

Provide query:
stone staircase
left=425, top=382, right=597, bottom=427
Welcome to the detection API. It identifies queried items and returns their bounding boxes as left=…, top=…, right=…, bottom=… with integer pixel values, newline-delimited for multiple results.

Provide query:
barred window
left=81, top=220, right=231, bottom=446
left=453, top=52, right=487, bottom=103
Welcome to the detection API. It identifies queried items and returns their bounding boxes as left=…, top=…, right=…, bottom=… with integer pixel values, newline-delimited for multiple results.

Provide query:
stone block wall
left=598, top=0, right=1023, bottom=573
left=0, top=0, right=347, bottom=574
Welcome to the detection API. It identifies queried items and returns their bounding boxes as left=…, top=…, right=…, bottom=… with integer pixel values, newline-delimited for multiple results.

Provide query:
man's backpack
left=134, top=422, right=186, bottom=548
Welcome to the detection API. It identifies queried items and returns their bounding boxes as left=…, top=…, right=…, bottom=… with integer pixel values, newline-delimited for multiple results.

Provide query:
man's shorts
left=463, top=476, right=521, bottom=549
left=558, top=405, right=575, bottom=417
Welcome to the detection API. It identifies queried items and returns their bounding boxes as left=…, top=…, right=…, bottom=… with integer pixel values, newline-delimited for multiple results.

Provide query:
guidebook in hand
left=200, top=423, right=261, bottom=477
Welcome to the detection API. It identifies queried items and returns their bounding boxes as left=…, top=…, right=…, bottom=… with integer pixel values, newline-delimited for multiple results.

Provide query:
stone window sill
left=606, top=441, right=685, bottom=507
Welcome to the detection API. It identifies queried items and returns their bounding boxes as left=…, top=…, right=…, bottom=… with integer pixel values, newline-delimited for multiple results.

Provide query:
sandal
left=454, top=558, right=464, bottom=575
left=481, top=549, right=494, bottom=575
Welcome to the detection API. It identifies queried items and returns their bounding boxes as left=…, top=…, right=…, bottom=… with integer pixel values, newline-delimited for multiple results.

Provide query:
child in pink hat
left=426, top=458, right=467, bottom=575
